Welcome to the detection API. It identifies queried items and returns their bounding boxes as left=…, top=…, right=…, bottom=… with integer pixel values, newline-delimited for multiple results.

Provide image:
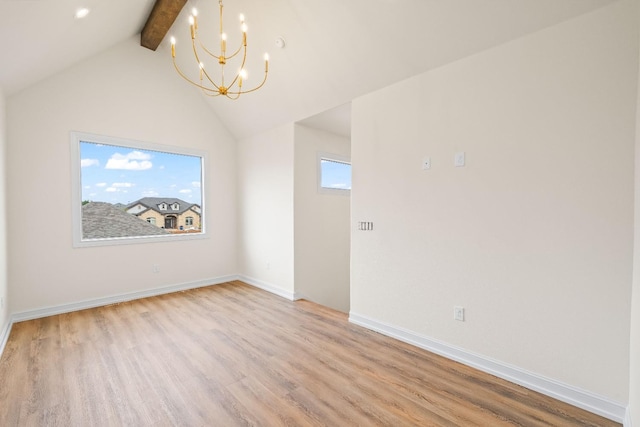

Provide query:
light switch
left=454, top=152, right=465, bottom=167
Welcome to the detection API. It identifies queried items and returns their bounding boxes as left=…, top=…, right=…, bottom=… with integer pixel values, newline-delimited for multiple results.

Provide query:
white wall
left=0, top=88, right=8, bottom=338
left=294, top=124, right=350, bottom=312
left=631, top=114, right=640, bottom=425
left=351, top=0, right=636, bottom=407
left=237, top=124, right=295, bottom=296
left=6, top=37, right=238, bottom=314
left=630, top=6, right=640, bottom=423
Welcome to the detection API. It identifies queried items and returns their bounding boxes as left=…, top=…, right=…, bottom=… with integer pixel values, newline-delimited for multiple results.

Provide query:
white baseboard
left=626, top=406, right=633, bottom=427
left=11, top=275, right=239, bottom=323
left=238, top=275, right=299, bottom=300
left=7, top=274, right=300, bottom=324
left=349, top=311, right=626, bottom=424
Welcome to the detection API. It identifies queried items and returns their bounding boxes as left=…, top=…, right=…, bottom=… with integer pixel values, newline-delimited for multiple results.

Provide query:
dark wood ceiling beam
left=141, top=0, right=187, bottom=51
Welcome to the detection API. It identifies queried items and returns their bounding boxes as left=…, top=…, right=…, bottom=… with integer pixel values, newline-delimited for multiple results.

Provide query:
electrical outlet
left=152, top=264, right=160, bottom=274
left=454, top=306, right=465, bottom=321
left=0, top=297, right=3, bottom=308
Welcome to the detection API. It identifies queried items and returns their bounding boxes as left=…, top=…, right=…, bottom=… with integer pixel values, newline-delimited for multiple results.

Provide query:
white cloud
left=103, top=182, right=134, bottom=193
left=96, top=183, right=107, bottom=187
left=105, top=151, right=152, bottom=170
left=81, top=158, right=99, bottom=168
left=192, top=181, right=201, bottom=188
left=142, top=190, right=159, bottom=197
left=330, top=183, right=349, bottom=188
left=111, top=182, right=134, bottom=188
left=179, top=189, right=192, bottom=194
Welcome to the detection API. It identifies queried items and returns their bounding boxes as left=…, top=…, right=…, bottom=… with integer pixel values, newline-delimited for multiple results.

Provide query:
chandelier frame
left=170, top=0, right=269, bottom=100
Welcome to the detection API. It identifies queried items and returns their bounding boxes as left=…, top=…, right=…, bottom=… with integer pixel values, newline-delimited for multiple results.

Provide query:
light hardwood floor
left=0, top=281, right=620, bottom=426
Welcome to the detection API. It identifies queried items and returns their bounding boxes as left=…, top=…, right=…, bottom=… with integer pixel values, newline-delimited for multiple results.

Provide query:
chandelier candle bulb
left=170, top=37, right=176, bottom=58
left=191, top=9, right=198, bottom=30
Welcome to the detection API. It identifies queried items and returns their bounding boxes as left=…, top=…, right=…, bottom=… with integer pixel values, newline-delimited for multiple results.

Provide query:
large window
left=318, top=152, right=351, bottom=195
left=71, top=132, right=206, bottom=247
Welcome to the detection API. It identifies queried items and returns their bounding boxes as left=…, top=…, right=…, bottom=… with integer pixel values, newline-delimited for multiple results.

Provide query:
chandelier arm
left=197, top=38, right=222, bottom=60
left=172, top=58, right=222, bottom=95
left=201, top=90, right=223, bottom=97
left=225, top=91, right=242, bottom=100
left=227, top=70, right=268, bottom=96
left=226, top=44, right=248, bottom=91
left=201, top=66, right=222, bottom=91
left=226, top=41, right=244, bottom=60
left=190, top=39, right=223, bottom=91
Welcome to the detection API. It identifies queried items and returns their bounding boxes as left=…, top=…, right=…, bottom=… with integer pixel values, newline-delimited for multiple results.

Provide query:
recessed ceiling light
left=75, top=8, right=90, bottom=19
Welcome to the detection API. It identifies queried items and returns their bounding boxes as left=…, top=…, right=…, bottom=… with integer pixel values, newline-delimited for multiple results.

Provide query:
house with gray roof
left=126, top=197, right=201, bottom=232
left=82, top=202, right=169, bottom=239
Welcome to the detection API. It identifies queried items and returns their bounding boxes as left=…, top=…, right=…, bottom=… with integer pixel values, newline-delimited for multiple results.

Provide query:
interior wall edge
left=0, top=319, right=11, bottom=364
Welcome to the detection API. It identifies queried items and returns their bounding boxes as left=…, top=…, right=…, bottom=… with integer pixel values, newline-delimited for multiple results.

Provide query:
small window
left=146, top=217, right=156, bottom=225
left=318, top=152, right=351, bottom=195
left=186, top=216, right=194, bottom=226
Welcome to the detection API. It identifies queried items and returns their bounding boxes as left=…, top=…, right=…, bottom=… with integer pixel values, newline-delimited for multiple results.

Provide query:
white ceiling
left=0, top=0, right=155, bottom=96
left=0, top=0, right=617, bottom=140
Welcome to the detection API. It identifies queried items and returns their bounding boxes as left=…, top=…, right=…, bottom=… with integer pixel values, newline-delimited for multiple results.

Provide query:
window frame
left=70, top=131, right=207, bottom=247
left=317, top=152, right=352, bottom=196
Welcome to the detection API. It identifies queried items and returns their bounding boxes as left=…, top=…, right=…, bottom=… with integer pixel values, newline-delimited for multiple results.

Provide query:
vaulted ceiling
left=0, top=0, right=617, bottom=140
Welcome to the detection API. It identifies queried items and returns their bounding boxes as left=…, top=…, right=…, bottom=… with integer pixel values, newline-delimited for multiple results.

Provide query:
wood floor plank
left=0, top=281, right=620, bottom=427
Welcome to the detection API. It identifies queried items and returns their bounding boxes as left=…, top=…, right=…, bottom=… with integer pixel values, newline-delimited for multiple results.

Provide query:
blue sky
left=80, top=142, right=202, bottom=205
left=321, top=159, right=352, bottom=190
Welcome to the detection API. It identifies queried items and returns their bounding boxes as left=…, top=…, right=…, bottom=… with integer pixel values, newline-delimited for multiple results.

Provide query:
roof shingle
left=82, top=202, right=169, bottom=239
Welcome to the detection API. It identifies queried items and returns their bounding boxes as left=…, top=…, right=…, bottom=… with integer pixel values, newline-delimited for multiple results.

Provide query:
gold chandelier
left=170, top=0, right=269, bottom=100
